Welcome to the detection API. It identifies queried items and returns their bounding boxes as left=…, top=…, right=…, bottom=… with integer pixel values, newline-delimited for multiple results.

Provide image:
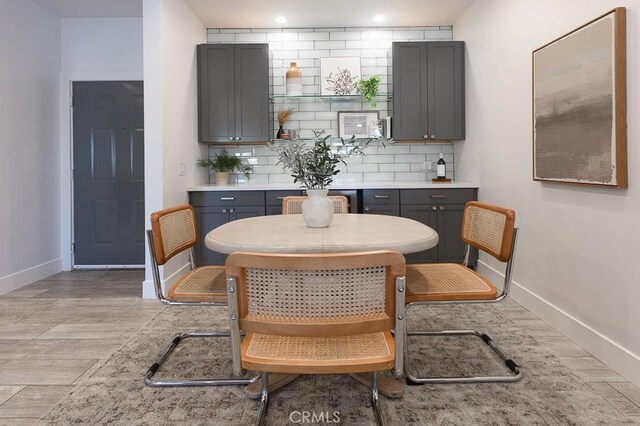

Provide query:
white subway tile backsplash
left=315, top=40, right=346, bottom=50
left=236, top=33, right=267, bottom=42
left=206, top=25, right=455, bottom=183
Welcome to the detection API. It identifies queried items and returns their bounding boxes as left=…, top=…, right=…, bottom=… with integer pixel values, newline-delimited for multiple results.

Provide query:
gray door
left=73, top=81, right=144, bottom=266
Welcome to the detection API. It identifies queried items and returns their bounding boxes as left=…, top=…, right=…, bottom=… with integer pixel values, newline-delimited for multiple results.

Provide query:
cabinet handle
left=230, top=208, right=235, bottom=213
left=276, top=196, right=285, bottom=200
left=430, top=195, right=445, bottom=199
left=236, top=136, right=242, bottom=141
left=220, top=197, right=235, bottom=201
left=364, top=207, right=370, bottom=212
left=439, top=206, right=444, bottom=211
left=229, top=137, right=234, bottom=141
left=222, top=208, right=227, bottom=213
left=431, top=206, right=437, bottom=211
left=373, top=195, right=389, bottom=199
left=423, top=135, right=429, bottom=139
left=430, top=135, right=435, bottom=139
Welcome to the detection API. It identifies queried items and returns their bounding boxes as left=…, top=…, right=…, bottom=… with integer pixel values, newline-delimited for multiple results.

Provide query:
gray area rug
left=41, top=301, right=632, bottom=425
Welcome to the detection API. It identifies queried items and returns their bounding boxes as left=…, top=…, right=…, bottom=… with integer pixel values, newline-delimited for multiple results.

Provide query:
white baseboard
left=0, top=259, right=63, bottom=296
left=142, top=262, right=191, bottom=299
left=477, top=260, right=640, bottom=388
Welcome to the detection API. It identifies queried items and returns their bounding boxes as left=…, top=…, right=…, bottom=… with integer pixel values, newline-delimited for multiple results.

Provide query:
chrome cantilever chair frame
left=144, top=228, right=258, bottom=387
left=404, top=227, right=521, bottom=384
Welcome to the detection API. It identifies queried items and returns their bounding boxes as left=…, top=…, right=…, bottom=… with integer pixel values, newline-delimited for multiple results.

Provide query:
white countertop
left=187, top=181, right=479, bottom=191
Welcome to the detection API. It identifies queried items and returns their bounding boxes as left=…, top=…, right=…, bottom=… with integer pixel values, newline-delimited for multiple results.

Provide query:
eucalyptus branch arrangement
left=270, top=130, right=372, bottom=189
left=357, top=75, right=381, bottom=107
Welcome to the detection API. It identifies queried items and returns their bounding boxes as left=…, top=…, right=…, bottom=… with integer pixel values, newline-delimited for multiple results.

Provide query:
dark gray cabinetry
left=392, top=41, right=465, bottom=141
left=362, top=190, right=400, bottom=216
left=400, top=189, right=477, bottom=265
left=189, top=191, right=265, bottom=265
left=198, top=44, right=269, bottom=144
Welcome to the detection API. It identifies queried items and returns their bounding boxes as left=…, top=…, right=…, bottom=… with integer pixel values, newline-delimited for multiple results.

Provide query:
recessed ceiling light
left=373, top=15, right=386, bottom=23
left=275, top=16, right=287, bottom=24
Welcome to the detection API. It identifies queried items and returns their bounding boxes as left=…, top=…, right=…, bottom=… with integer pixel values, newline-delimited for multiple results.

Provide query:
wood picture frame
left=532, top=7, right=627, bottom=188
left=337, top=111, right=379, bottom=139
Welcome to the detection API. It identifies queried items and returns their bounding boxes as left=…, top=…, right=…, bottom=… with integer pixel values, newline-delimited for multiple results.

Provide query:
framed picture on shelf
left=320, top=57, right=361, bottom=95
left=338, top=111, right=380, bottom=139
left=532, top=7, right=627, bottom=188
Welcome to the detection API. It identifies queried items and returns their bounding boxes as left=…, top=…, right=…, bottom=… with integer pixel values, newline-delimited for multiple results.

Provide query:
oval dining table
left=205, top=213, right=439, bottom=399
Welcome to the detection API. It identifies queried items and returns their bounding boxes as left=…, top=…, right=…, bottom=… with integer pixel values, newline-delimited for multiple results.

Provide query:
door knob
left=364, top=207, right=370, bottom=212
left=430, top=135, right=435, bottom=139
left=229, top=208, right=235, bottom=213
left=222, top=208, right=227, bottom=213
left=431, top=206, right=437, bottom=211
left=439, top=206, right=444, bottom=211
left=236, top=137, right=242, bottom=141
left=229, top=137, right=234, bottom=141
left=423, top=135, right=429, bottom=139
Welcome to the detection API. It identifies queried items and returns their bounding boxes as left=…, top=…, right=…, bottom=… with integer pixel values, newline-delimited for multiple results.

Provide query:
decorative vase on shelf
left=302, top=189, right=334, bottom=228
left=286, top=62, right=302, bottom=96
left=276, top=126, right=285, bottom=139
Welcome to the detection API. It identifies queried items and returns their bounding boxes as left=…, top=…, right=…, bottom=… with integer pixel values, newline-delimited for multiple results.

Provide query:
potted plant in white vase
left=197, top=148, right=252, bottom=186
left=270, top=130, right=372, bottom=228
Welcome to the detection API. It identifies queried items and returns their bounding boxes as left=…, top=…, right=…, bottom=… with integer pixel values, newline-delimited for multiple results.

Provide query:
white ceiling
left=30, top=0, right=475, bottom=27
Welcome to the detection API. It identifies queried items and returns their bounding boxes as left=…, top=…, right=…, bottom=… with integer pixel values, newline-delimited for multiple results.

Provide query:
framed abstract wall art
left=532, top=8, right=627, bottom=188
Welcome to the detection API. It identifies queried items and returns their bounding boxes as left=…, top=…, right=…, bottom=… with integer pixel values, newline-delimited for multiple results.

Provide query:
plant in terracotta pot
left=270, top=130, right=372, bottom=227
left=197, top=148, right=252, bottom=186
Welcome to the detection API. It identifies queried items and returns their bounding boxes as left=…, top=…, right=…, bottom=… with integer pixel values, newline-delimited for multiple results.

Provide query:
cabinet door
left=235, top=44, right=269, bottom=143
left=193, top=207, right=228, bottom=265
left=198, top=44, right=235, bottom=143
left=363, top=205, right=400, bottom=216
left=427, top=42, right=465, bottom=140
left=392, top=43, right=428, bottom=141
left=436, top=204, right=467, bottom=264
left=229, top=205, right=266, bottom=221
left=401, top=204, right=438, bottom=263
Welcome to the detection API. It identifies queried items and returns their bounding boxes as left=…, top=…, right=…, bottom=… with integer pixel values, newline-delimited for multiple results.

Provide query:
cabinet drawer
left=265, top=190, right=303, bottom=206
left=362, top=189, right=400, bottom=205
left=189, top=191, right=264, bottom=207
left=400, top=189, right=476, bottom=205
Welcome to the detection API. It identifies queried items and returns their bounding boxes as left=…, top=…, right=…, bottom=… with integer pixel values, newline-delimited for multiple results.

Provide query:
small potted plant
left=357, top=75, right=381, bottom=108
left=197, top=148, right=252, bottom=186
left=270, top=130, right=371, bottom=227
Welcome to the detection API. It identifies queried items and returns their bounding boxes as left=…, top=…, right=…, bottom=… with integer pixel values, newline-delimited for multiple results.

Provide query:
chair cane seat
left=167, top=266, right=227, bottom=303
left=406, top=263, right=497, bottom=303
left=241, top=331, right=395, bottom=374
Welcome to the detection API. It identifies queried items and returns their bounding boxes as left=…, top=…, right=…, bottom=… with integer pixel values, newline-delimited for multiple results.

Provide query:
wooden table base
left=244, top=373, right=404, bottom=399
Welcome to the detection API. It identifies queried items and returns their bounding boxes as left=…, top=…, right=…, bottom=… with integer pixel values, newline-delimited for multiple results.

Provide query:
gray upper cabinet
left=198, top=44, right=269, bottom=144
left=392, top=41, right=465, bottom=141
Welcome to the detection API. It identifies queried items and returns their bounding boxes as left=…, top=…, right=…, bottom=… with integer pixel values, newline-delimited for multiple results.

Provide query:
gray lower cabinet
left=190, top=191, right=265, bottom=265
left=400, top=189, right=477, bottom=265
left=362, top=189, right=400, bottom=216
left=197, top=43, right=269, bottom=143
left=392, top=41, right=465, bottom=141
left=189, top=188, right=477, bottom=266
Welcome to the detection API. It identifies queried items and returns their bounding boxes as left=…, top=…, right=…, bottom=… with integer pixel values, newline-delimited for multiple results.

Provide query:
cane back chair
left=226, top=251, right=406, bottom=426
left=282, top=195, right=349, bottom=214
left=145, top=204, right=257, bottom=387
left=404, top=201, right=521, bottom=384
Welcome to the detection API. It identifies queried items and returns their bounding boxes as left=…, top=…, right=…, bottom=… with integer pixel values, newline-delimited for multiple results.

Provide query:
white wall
left=59, top=18, right=143, bottom=271
left=0, top=0, right=62, bottom=294
left=454, top=0, right=640, bottom=385
left=142, top=0, right=206, bottom=297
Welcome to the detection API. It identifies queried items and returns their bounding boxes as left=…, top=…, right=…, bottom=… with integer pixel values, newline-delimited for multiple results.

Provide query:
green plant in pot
left=197, top=148, right=252, bottom=186
left=357, top=75, right=381, bottom=108
left=269, top=130, right=372, bottom=227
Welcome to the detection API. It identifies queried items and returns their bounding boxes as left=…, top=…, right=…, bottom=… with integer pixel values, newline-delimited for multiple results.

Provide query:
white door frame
left=59, top=72, right=143, bottom=271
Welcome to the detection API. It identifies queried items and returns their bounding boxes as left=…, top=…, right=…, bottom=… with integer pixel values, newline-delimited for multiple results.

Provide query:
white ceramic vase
left=302, top=189, right=334, bottom=228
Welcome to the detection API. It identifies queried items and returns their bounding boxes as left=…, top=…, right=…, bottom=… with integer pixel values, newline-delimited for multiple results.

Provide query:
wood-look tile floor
left=0, top=271, right=639, bottom=424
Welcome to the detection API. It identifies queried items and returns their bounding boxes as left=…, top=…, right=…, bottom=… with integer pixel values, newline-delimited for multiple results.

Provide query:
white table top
left=188, top=181, right=479, bottom=191
left=205, top=214, right=439, bottom=255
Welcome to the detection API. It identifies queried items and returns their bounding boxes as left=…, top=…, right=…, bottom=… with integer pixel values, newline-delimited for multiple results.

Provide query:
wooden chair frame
left=226, top=251, right=406, bottom=426
left=144, top=204, right=258, bottom=388
left=404, top=202, right=522, bottom=384
left=281, top=195, right=349, bottom=214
